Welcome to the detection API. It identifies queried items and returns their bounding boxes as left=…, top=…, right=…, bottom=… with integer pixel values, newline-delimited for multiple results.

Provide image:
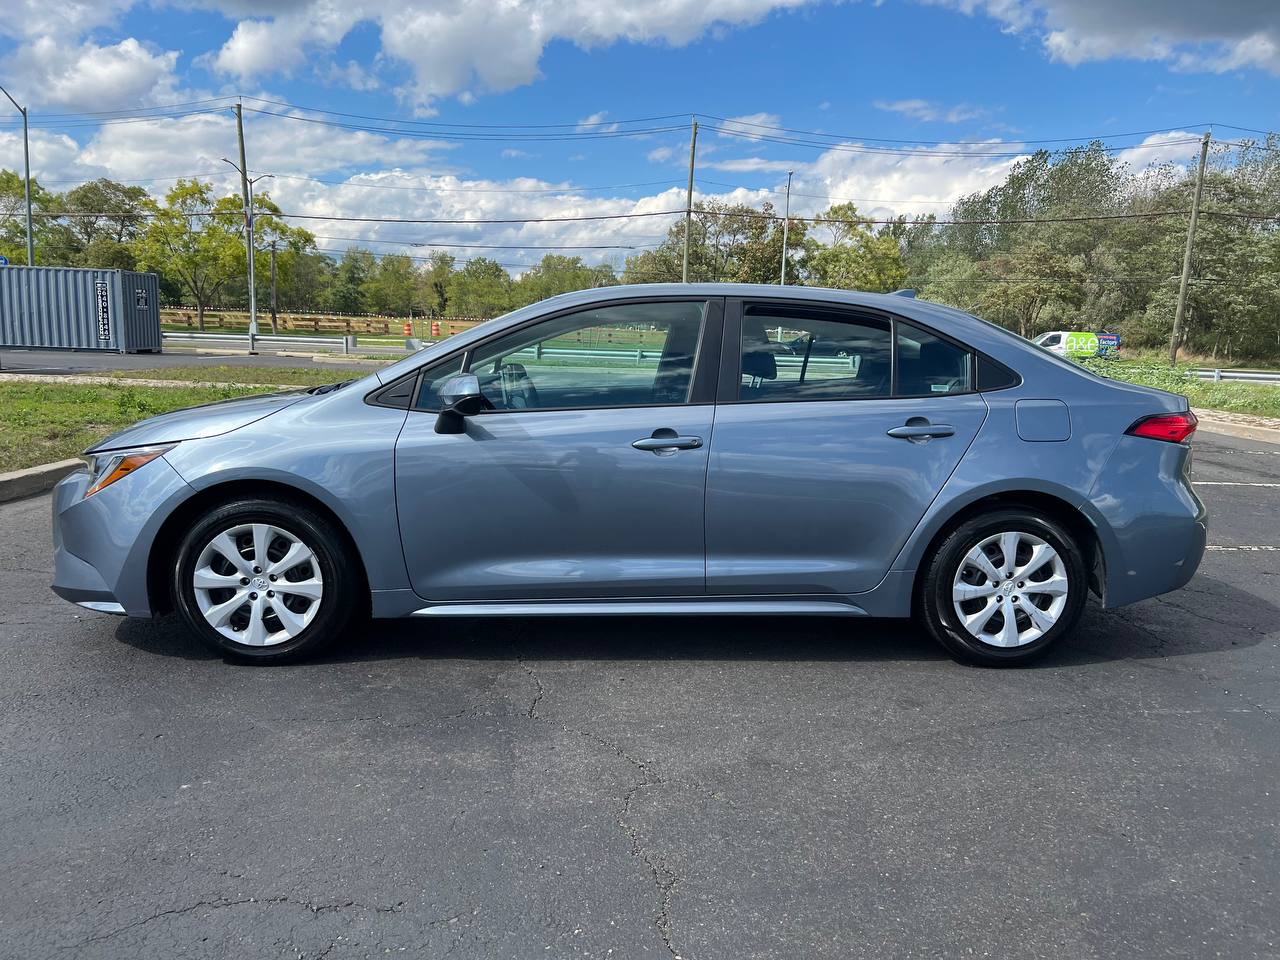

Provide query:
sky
left=1, top=0, right=1278, bottom=272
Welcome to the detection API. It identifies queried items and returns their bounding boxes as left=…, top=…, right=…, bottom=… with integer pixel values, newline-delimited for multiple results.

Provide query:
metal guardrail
left=163, top=332, right=355, bottom=353
left=1191, top=368, right=1280, bottom=385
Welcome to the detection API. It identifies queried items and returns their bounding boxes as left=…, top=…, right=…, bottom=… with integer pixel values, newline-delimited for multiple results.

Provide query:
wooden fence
left=161, top=308, right=487, bottom=339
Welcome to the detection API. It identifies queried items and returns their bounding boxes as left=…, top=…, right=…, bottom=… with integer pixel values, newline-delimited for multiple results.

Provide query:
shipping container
left=0, top=265, right=162, bottom=353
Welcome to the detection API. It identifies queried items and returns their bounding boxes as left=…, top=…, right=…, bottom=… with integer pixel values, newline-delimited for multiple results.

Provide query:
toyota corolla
left=50, top=284, right=1206, bottom=666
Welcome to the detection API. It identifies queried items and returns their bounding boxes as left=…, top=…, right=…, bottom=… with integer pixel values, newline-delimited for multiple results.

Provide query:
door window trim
left=720, top=297, right=987, bottom=405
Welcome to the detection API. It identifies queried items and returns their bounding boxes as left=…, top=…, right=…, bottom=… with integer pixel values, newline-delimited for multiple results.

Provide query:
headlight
left=82, top=444, right=175, bottom=498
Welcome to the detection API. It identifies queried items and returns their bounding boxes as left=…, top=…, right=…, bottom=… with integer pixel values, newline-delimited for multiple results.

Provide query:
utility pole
left=1170, top=130, right=1211, bottom=365
left=269, top=240, right=279, bottom=335
left=223, top=149, right=271, bottom=355
left=780, top=170, right=794, bottom=285
left=682, top=119, right=698, bottom=283
left=0, top=85, right=34, bottom=266
left=232, top=102, right=257, bottom=353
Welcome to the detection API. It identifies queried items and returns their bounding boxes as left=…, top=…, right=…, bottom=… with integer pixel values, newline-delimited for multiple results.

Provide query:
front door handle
left=632, top=428, right=703, bottom=453
left=887, top=420, right=955, bottom=441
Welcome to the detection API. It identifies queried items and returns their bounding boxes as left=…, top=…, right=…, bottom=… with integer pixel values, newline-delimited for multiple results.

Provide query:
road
left=0, top=432, right=1277, bottom=960
left=0, top=347, right=393, bottom=376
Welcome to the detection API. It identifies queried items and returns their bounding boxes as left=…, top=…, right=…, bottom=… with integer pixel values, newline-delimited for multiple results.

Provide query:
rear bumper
left=50, top=457, right=193, bottom=617
left=1087, top=436, right=1207, bottom=608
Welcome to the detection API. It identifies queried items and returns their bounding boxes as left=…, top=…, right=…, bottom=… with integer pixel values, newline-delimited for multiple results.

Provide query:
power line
left=707, top=125, right=1206, bottom=159
left=240, top=106, right=688, bottom=143
left=309, top=233, right=654, bottom=250
left=268, top=173, right=686, bottom=195
left=238, top=96, right=687, bottom=131
left=696, top=113, right=1218, bottom=148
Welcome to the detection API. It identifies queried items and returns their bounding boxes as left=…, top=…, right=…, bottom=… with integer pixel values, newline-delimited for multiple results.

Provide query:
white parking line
left=1194, top=482, right=1280, bottom=487
left=1206, top=545, right=1280, bottom=552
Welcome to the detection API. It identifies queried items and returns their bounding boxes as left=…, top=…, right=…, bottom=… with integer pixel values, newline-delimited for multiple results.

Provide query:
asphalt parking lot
left=1, top=431, right=1277, bottom=960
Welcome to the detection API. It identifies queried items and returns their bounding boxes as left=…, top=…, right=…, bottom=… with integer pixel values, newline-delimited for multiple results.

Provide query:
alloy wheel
left=951, top=531, right=1069, bottom=648
left=191, top=522, right=324, bottom=646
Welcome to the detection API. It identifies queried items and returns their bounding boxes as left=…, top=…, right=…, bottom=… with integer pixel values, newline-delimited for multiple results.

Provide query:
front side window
left=738, top=305, right=892, bottom=401
left=462, top=301, right=706, bottom=411
left=896, top=321, right=972, bottom=395
left=413, top=353, right=466, bottom=411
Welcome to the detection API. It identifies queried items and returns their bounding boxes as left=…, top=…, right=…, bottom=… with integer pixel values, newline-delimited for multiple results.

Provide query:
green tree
left=61, top=179, right=153, bottom=268
left=0, top=169, right=59, bottom=265
left=447, top=257, right=513, bottom=317
left=363, top=253, right=419, bottom=315
left=132, top=179, right=241, bottom=330
left=515, top=254, right=616, bottom=306
left=418, top=251, right=455, bottom=316
left=327, top=247, right=376, bottom=313
left=803, top=202, right=907, bottom=292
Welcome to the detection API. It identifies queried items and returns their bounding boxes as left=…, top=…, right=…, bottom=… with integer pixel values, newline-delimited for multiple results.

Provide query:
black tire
left=918, top=508, right=1088, bottom=667
left=172, top=497, right=360, bottom=664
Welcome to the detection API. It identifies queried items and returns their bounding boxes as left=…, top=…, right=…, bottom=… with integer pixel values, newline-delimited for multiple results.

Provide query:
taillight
left=1126, top=411, right=1198, bottom=444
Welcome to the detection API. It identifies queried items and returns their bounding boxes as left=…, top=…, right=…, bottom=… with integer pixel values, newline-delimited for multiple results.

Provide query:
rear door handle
left=632, top=429, right=703, bottom=453
left=887, top=422, right=955, bottom=440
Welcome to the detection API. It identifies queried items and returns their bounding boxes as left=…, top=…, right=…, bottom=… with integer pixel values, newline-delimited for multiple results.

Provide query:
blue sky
left=2, top=0, right=1278, bottom=267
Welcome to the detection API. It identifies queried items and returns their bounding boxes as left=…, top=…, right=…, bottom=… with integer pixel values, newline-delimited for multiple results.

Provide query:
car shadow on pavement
left=113, top=573, right=1269, bottom=668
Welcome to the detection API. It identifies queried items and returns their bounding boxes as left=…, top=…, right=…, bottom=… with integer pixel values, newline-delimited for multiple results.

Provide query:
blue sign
left=0, top=255, right=9, bottom=266
left=1097, top=333, right=1121, bottom=355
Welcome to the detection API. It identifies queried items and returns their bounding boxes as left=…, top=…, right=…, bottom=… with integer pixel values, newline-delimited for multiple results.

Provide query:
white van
left=1033, top=331, right=1098, bottom=356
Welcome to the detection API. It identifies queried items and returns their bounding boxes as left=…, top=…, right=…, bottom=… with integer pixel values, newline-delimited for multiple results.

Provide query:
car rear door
left=393, top=297, right=722, bottom=602
left=704, top=299, right=987, bottom=597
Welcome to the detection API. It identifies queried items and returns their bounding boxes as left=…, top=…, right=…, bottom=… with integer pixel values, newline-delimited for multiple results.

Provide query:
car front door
left=394, top=298, right=721, bottom=602
left=704, top=299, right=987, bottom=597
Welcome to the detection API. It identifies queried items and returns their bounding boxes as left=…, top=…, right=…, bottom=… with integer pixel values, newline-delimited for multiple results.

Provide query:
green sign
left=1063, top=332, right=1099, bottom=357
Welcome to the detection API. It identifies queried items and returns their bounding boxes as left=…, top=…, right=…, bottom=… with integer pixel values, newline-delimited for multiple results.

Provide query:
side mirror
left=434, top=374, right=484, bottom=434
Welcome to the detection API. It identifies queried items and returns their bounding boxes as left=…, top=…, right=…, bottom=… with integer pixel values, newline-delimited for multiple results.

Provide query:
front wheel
left=172, top=498, right=360, bottom=663
left=918, top=509, right=1088, bottom=666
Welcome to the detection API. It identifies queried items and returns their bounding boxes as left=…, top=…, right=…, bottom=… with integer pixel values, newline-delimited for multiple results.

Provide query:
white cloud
left=873, top=99, right=985, bottom=123
left=320, top=59, right=382, bottom=91
left=0, top=0, right=134, bottom=42
left=715, top=112, right=783, bottom=135
left=647, top=146, right=676, bottom=163
left=194, top=0, right=821, bottom=106
left=206, top=3, right=361, bottom=79
left=1113, top=130, right=1203, bottom=170
left=3, top=37, right=179, bottom=111
left=576, top=111, right=620, bottom=133
left=929, top=0, right=1280, bottom=74
left=66, top=109, right=454, bottom=182
left=702, top=157, right=800, bottom=172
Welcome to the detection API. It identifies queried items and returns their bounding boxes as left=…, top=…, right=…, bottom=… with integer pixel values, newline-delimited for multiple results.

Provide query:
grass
left=109, top=365, right=360, bottom=388
left=0, top=382, right=264, bottom=471
left=1078, top=358, right=1280, bottom=419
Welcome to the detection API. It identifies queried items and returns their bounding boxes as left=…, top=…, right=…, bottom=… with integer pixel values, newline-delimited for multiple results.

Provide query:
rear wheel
left=918, top=509, right=1087, bottom=666
left=172, top=498, right=359, bottom=663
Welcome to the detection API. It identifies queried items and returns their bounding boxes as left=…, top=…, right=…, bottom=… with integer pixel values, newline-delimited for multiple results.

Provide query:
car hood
left=86, top=391, right=308, bottom=453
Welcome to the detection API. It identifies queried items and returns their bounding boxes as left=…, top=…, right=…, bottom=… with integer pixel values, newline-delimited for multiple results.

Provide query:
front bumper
left=50, top=456, right=193, bottom=617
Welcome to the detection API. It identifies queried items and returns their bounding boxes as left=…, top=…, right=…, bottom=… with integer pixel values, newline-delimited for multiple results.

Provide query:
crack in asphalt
left=81, top=896, right=406, bottom=946
left=517, top=654, right=684, bottom=959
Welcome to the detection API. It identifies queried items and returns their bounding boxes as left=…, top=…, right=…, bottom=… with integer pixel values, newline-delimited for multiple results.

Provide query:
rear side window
left=896, top=321, right=972, bottom=396
left=738, top=305, right=892, bottom=401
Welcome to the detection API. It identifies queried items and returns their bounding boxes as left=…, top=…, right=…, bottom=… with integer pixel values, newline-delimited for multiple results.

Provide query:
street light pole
left=222, top=158, right=272, bottom=354
left=0, top=85, right=34, bottom=266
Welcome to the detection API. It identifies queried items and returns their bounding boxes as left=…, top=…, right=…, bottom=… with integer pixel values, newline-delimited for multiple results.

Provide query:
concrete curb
left=0, top=459, right=81, bottom=504
left=1193, top=409, right=1280, bottom=445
